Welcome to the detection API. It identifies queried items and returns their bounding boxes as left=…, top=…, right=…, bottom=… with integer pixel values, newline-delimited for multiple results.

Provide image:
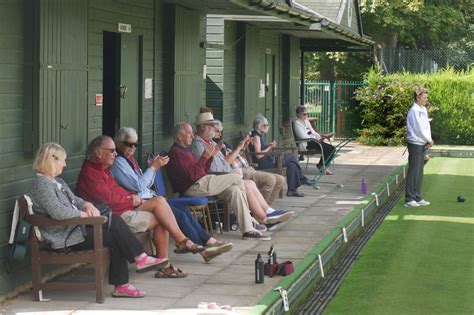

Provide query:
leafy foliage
left=360, top=0, right=473, bottom=49
left=356, top=68, right=474, bottom=145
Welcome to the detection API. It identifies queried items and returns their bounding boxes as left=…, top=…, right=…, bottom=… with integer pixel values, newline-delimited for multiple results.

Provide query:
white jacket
left=406, top=102, right=432, bottom=145
left=293, top=118, right=321, bottom=151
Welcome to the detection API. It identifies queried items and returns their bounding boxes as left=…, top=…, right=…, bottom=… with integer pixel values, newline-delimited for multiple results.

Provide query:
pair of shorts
left=120, top=210, right=153, bottom=233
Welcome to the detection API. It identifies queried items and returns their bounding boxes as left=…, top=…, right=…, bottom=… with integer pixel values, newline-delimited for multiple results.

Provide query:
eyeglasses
left=262, top=124, right=269, bottom=127
left=122, top=141, right=139, bottom=148
left=302, top=113, right=308, bottom=116
left=100, top=147, right=116, bottom=153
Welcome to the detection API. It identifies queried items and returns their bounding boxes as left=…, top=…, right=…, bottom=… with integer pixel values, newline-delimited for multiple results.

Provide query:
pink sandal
left=112, top=284, right=145, bottom=298
left=136, top=255, right=169, bottom=273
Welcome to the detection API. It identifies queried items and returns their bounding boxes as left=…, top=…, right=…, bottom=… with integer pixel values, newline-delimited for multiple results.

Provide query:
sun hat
left=195, top=112, right=221, bottom=126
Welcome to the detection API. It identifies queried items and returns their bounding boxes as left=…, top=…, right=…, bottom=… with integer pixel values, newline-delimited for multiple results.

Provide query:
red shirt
left=166, top=143, right=213, bottom=194
left=76, top=160, right=134, bottom=215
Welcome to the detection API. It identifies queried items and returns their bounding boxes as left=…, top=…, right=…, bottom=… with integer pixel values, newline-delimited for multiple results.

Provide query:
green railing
left=304, top=80, right=363, bottom=138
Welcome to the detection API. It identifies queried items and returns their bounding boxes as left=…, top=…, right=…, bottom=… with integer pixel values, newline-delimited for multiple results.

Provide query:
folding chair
left=289, top=118, right=350, bottom=189
left=154, top=168, right=216, bottom=236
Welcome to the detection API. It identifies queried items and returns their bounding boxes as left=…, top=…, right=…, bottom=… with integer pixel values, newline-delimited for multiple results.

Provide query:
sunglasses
left=122, top=141, right=139, bottom=148
left=100, top=147, right=116, bottom=153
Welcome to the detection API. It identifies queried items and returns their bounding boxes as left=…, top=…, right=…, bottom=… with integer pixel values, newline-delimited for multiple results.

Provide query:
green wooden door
left=119, top=34, right=141, bottom=133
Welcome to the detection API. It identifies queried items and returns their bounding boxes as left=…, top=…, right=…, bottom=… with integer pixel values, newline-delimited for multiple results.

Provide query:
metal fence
left=303, top=80, right=363, bottom=138
left=380, top=48, right=473, bottom=74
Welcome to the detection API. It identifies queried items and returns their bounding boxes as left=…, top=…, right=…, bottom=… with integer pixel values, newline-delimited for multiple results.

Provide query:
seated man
left=167, top=122, right=278, bottom=241
left=109, top=127, right=233, bottom=263
left=190, top=113, right=293, bottom=229
left=77, top=135, right=203, bottom=278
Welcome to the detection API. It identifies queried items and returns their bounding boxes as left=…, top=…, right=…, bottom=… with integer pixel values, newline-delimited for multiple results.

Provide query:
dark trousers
left=71, top=215, right=143, bottom=286
left=405, top=143, right=426, bottom=202
left=167, top=201, right=211, bottom=245
left=307, top=140, right=336, bottom=169
left=258, top=153, right=308, bottom=192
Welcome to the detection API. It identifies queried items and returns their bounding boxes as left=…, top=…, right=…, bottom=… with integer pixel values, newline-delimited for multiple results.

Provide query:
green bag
left=15, top=219, right=31, bottom=244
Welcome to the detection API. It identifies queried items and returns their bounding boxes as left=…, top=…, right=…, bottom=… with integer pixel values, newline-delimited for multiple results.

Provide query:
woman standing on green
left=405, top=87, right=433, bottom=207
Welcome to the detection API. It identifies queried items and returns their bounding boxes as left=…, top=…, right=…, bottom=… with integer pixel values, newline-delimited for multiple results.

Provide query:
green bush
left=355, top=68, right=474, bottom=145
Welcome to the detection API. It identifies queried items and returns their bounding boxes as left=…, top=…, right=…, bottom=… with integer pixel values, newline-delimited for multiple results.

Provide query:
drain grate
left=298, top=183, right=405, bottom=314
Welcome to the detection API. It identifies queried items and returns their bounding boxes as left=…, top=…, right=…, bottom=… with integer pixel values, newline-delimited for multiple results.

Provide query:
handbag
left=96, top=203, right=112, bottom=231
left=264, top=261, right=294, bottom=277
left=15, top=219, right=31, bottom=244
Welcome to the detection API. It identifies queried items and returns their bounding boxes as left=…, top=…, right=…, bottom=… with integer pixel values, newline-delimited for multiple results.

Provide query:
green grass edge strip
left=250, top=163, right=407, bottom=315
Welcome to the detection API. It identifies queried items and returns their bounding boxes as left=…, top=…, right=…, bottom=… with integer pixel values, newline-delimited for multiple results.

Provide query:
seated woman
left=29, top=143, right=167, bottom=298
left=109, top=127, right=233, bottom=264
left=294, top=105, right=336, bottom=175
left=249, top=114, right=314, bottom=197
left=212, top=125, right=293, bottom=230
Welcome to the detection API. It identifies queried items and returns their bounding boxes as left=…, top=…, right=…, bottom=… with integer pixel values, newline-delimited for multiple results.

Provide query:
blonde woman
left=30, top=143, right=167, bottom=298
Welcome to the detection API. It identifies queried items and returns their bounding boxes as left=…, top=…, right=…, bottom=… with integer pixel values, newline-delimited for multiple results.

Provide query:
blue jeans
left=167, top=200, right=211, bottom=245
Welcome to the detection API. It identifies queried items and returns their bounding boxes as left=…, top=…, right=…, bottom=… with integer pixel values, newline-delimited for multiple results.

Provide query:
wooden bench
left=19, top=195, right=153, bottom=303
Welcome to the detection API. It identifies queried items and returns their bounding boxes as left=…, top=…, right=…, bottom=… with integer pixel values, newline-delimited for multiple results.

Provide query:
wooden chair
left=18, top=194, right=110, bottom=303
left=156, top=168, right=219, bottom=235
left=289, top=118, right=348, bottom=188
left=289, top=118, right=326, bottom=170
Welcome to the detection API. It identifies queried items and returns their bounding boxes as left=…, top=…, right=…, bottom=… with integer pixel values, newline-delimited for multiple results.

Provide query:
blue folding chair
left=155, top=168, right=216, bottom=235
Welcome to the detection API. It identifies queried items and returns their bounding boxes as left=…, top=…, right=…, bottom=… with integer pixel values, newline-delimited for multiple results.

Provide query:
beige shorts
left=120, top=210, right=153, bottom=233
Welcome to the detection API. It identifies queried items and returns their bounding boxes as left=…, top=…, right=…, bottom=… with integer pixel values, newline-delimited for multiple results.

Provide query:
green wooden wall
left=0, top=0, right=207, bottom=298
left=0, top=0, right=37, bottom=291
left=88, top=0, right=155, bottom=160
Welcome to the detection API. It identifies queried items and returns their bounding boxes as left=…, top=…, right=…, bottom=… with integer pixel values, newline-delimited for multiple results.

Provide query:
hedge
left=355, top=68, right=474, bottom=145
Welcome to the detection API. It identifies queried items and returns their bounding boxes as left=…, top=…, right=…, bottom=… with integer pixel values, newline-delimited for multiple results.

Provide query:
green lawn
left=324, top=157, right=474, bottom=315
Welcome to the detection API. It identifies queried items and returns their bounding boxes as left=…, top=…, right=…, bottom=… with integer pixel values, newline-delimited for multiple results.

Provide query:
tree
left=360, top=0, right=473, bottom=51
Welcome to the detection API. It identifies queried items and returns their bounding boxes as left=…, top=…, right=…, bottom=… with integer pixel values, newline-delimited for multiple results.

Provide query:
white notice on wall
left=144, top=78, right=153, bottom=99
left=259, top=80, right=265, bottom=98
left=203, top=65, right=207, bottom=79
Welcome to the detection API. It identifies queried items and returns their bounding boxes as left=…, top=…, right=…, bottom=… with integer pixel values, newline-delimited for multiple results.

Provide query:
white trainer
left=404, top=200, right=420, bottom=207
left=417, top=199, right=430, bottom=206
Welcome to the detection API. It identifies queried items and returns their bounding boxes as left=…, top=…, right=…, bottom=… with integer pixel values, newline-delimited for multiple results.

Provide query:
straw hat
left=195, top=112, right=220, bottom=126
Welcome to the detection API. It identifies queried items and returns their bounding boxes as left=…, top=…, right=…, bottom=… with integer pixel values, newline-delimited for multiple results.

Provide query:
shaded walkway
left=2, top=143, right=406, bottom=314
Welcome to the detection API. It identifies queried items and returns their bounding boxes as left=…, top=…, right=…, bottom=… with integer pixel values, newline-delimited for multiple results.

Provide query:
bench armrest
left=26, top=214, right=107, bottom=227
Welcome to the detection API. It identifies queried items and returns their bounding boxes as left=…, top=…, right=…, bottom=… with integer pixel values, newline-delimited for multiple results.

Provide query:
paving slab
left=1, top=143, right=406, bottom=314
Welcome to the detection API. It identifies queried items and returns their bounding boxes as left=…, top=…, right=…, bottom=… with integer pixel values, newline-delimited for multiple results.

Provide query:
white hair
left=114, top=127, right=138, bottom=143
left=253, top=113, right=268, bottom=130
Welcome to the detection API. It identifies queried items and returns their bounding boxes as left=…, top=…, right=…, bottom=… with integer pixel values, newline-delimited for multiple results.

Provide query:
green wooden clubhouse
left=0, top=0, right=372, bottom=297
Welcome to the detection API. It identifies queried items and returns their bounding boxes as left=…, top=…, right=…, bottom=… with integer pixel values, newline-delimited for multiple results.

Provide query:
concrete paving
left=1, top=142, right=406, bottom=315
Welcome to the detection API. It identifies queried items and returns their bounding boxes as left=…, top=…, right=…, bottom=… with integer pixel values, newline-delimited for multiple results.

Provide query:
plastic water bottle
left=255, top=254, right=265, bottom=284
left=361, top=178, right=367, bottom=194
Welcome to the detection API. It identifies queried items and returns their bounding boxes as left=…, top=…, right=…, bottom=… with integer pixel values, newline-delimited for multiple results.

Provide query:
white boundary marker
left=318, top=254, right=325, bottom=278
left=361, top=209, right=365, bottom=227
left=403, top=166, right=406, bottom=178
left=395, top=174, right=399, bottom=185
left=342, top=227, right=348, bottom=243
left=386, top=182, right=390, bottom=196
left=371, top=192, right=379, bottom=206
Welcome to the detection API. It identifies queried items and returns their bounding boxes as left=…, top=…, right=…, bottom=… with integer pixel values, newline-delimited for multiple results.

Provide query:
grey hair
left=296, top=105, right=308, bottom=115
left=252, top=113, right=268, bottom=130
left=174, top=122, right=190, bottom=139
left=114, top=127, right=138, bottom=144
left=215, top=121, right=223, bottom=132
left=86, top=135, right=111, bottom=159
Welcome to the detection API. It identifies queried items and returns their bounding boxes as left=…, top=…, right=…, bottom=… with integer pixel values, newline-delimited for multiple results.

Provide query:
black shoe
left=287, top=190, right=305, bottom=197
left=299, top=155, right=305, bottom=161
left=304, top=179, right=316, bottom=186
